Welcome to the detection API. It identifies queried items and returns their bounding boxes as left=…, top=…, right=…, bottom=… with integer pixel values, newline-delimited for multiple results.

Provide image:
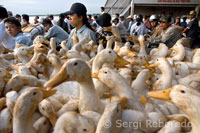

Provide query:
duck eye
left=33, top=92, right=37, bottom=95
left=74, top=62, right=78, bottom=66
left=108, top=51, right=111, bottom=53
left=104, top=71, right=107, bottom=74
left=83, top=129, right=87, bottom=131
left=181, top=90, right=185, bottom=93
left=42, top=107, right=45, bottom=110
left=157, top=59, right=159, bottom=61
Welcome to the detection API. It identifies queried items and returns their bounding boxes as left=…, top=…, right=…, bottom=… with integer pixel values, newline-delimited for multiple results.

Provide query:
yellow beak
left=114, top=55, right=130, bottom=67
left=60, top=54, right=68, bottom=60
left=174, top=64, right=178, bottom=69
left=170, top=47, right=174, bottom=51
left=127, top=50, right=136, bottom=57
left=91, top=72, right=99, bottom=79
left=115, top=38, right=122, bottom=42
left=43, top=39, right=50, bottom=45
left=44, top=64, right=68, bottom=90
left=49, top=112, right=57, bottom=127
left=41, top=88, right=57, bottom=99
left=5, top=70, right=12, bottom=78
left=192, top=48, right=197, bottom=54
left=148, top=87, right=172, bottom=102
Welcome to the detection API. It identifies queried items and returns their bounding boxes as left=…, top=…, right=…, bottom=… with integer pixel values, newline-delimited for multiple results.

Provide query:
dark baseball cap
left=63, top=3, right=87, bottom=16
left=160, top=16, right=171, bottom=23
left=96, top=13, right=112, bottom=27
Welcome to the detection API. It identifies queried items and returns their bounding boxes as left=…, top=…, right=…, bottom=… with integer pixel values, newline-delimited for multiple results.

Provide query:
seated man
left=4, top=17, right=32, bottom=46
left=147, top=16, right=182, bottom=48
left=42, top=18, right=69, bottom=44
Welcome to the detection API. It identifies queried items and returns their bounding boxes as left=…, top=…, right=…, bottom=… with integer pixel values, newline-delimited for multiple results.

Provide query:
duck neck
left=159, top=63, right=173, bottom=79
left=92, top=56, right=104, bottom=72
left=79, top=78, right=104, bottom=114
left=173, top=48, right=185, bottom=61
left=13, top=109, right=35, bottom=133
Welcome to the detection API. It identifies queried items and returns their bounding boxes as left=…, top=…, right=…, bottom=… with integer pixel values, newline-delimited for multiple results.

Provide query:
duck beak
left=60, top=54, right=68, bottom=60
left=127, top=50, right=136, bottom=57
left=91, top=72, right=99, bottom=79
left=119, top=97, right=128, bottom=109
left=5, top=71, right=12, bottom=78
left=0, top=97, right=6, bottom=111
left=140, top=95, right=147, bottom=105
left=115, top=38, right=122, bottom=42
left=114, top=55, right=129, bottom=67
left=49, top=112, right=57, bottom=127
left=43, top=39, right=50, bottom=45
left=144, top=61, right=155, bottom=72
left=44, top=65, right=68, bottom=90
left=12, top=65, right=19, bottom=71
left=192, top=48, right=197, bottom=54
left=170, top=47, right=174, bottom=51
left=4, top=48, right=14, bottom=53
left=148, top=87, right=172, bottom=102
left=174, top=64, right=178, bottom=69
left=41, top=88, right=57, bottom=99
left=26, top=50, right=33, bottom=58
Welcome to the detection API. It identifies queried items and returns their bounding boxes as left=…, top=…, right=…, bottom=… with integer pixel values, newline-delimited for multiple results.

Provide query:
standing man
left=0, top=6, right=15, bottom=50
left=100, top=7, right=105, bottom=14
left=183, top=10, right=199, bottom=49
left=64, top=3, right=96, bottom=49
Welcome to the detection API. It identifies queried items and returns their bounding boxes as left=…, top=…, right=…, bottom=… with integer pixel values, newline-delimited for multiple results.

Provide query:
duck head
left=44, top=58, right=92, bottom=89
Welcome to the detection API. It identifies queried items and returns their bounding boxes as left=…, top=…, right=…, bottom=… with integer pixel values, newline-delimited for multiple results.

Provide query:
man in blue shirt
left=0, top=6, right=15, bottom=50
left=42, top=18, right=69, bottom=45
left=63, top=3, right=96, bottom=49
left=4, top=17, right=32, bottom=46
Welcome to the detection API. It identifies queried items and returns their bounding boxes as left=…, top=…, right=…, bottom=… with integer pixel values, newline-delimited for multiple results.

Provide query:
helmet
left=149, top=15, right=159, bottom=22
left=136, top=14, right=143, bottom=22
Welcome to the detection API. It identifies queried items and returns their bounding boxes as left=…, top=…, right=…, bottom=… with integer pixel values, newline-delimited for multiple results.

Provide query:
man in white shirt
left=0, top=6, right=15, bottom=50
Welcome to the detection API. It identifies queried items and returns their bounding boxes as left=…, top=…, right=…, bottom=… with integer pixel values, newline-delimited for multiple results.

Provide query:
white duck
left=149, top=57, right=173, bottom=91
left=170, top=42, right=185, bottom=61
left=44, top=58, right=105, bottom=114
left=53, top=111, right=95, bottom=133
left=0, top=68, right=12, bottom=95
left=92, top=49, right=129, bottom=97
left=13, top=87, right=55, bottom=133
left=94, top=67, right=143, bottom=111
left=150, top=43, right=168, bottom=60
left=148, top=85, right=200, bottom=133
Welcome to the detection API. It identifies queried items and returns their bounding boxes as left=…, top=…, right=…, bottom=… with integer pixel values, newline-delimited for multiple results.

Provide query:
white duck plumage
left=148, top=85, right=200, bottom=133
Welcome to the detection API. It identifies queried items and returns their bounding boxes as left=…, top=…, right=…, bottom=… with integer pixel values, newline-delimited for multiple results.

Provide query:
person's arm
left=44, top=27, right=56, bottom=40
left=88, top=30, right=97, bottom=44
left=0, top=22, right=6, bottom=43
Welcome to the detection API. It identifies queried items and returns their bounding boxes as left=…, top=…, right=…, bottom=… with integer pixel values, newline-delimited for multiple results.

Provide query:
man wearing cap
left=64, top=3, right=96, bottom=49
left=127, top=15, right=134, bottom=33
left=183, top=10, right=199, bottom=49
left=147, top=16, right=182, bottom=48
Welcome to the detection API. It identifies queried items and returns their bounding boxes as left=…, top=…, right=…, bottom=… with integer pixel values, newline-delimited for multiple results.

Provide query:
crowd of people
left=0, top=3, right=200, bottom=51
